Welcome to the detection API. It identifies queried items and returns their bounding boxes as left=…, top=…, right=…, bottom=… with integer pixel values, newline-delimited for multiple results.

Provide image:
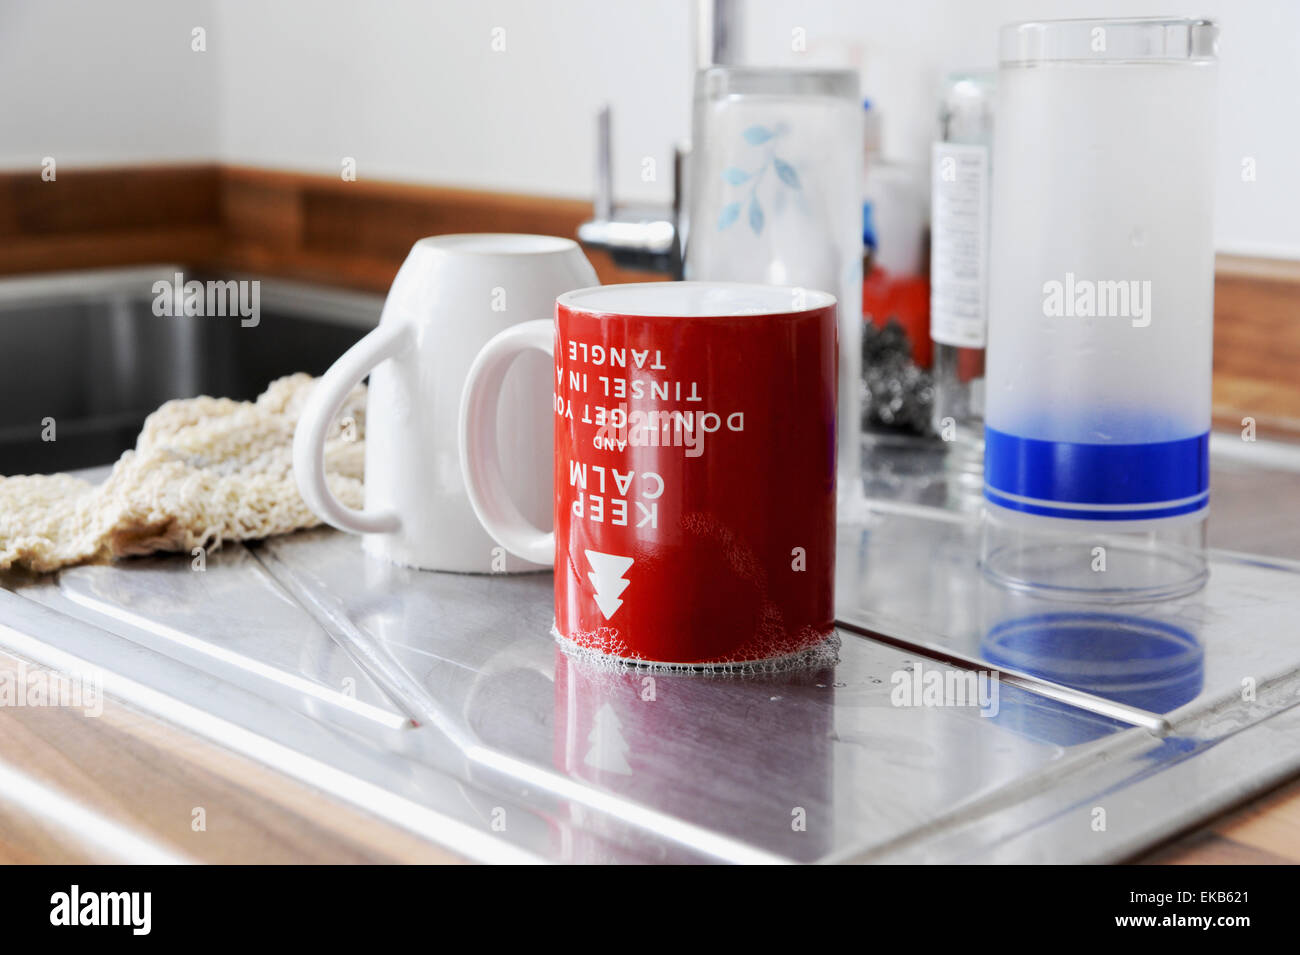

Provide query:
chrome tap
left=576, top=1, right=743, bottom=278
left=576, top=105, right=681, bottom=277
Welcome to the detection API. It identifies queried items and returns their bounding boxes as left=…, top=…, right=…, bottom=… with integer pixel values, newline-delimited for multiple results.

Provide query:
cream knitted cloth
left=0, top=374, right=365, bottom=573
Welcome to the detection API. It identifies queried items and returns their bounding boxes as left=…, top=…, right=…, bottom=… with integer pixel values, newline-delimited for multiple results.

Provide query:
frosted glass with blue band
left=981, top=17, right=1218, bottom=600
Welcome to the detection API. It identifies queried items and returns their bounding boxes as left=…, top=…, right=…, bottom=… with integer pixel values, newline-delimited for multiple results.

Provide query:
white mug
left=293, top=234, right=597, bottom=572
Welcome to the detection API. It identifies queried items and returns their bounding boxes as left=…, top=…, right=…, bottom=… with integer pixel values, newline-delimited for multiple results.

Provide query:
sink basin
left=0, top=267, right=379, bottom=473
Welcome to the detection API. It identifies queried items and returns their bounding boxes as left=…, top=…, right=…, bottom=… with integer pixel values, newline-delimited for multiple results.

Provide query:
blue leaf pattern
left=773, top=158, right=800, bottom=189
left=717, top=123, right=801, bottom=236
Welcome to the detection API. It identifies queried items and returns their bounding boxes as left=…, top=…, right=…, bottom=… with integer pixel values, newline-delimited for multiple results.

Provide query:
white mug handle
left=458, top=319, right=555, bottom=566
left=293, top=321, right=412, bottom=534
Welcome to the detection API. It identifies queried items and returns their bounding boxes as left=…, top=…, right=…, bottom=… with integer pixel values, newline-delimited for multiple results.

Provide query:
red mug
left=459, top=282, right=838, bottom=667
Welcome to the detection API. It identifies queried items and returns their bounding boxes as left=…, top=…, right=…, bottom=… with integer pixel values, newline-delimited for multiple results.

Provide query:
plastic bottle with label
left=929, top=72, right=994, bottom=501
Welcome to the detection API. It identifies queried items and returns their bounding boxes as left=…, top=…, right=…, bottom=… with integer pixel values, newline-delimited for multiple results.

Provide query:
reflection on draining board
left=7, top=510, right=1293, bottom=864
left=836, top=498, right=1300, bottom=739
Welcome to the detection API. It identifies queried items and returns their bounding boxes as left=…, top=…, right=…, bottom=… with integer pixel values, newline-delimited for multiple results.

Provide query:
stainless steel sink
left=0, top=267, right=380, bottom=474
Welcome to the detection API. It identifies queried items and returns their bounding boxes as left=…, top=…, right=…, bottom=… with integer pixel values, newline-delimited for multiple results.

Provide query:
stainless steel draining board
left=1, top=442, right=1299, bottom=863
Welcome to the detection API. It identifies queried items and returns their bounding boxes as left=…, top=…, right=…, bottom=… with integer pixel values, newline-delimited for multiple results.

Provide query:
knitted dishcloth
left=0, top=373, right=364, bottom=573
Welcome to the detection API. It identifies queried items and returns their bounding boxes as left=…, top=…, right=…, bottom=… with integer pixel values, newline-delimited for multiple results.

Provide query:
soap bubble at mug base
left=552, top=625, right=841, bottom=677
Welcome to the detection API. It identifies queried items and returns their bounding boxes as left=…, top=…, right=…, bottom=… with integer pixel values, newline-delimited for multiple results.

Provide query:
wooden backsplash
left=0, top=165, right=223, bottom=275
left=217, top=166, right=660, bottom=290
left=1, top=164, right=1297, bottom=435
left=0, top=164, right=656, bottom=290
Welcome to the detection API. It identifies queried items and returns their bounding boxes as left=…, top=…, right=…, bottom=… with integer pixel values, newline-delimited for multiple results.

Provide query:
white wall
left=210, top=0, right=693, bottom=202
left=1, top=0, right=1296, bottom=258
left=0, top=0, right=219, bottom=167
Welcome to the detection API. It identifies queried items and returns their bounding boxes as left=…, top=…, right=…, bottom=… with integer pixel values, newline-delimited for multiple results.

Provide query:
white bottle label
left=930, top=142, right=990, bottom=348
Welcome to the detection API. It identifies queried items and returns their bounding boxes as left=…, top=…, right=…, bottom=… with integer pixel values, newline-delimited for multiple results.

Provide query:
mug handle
left=458, top=319, right=555, bottom=566
left=293, top=321, right=412, bottom=534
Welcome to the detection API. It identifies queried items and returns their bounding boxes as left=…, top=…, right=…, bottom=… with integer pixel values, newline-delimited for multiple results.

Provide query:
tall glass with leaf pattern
left=684, top=68, right=863, bottom=503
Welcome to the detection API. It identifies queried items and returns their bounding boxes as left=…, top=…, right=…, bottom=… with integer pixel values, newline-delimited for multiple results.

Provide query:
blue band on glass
left=984, top=427, right=1209, bottom=520
left=983, top=487, right=1208, bottom=521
